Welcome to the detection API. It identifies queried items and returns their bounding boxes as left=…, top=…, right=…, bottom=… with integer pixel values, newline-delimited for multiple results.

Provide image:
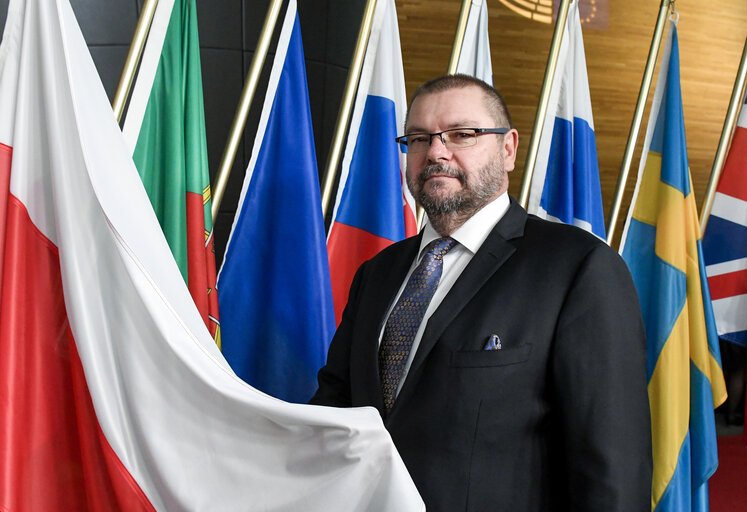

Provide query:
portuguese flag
left=122, top=0, right=220, bottom=344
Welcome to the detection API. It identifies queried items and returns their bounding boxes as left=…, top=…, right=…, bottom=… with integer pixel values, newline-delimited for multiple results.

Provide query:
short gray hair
left=405, top=74, right=513, bottom=130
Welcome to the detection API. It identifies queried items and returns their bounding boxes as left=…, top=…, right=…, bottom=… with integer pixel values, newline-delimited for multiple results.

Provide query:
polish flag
left=0, top=0, right=424, bottom=510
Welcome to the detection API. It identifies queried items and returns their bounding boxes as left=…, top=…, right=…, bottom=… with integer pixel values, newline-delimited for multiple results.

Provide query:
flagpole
left=413, top=0, right=474, bottom=229
left=210, top=0, right=284, bottom=222
left=321, top=0, right=378, bottom=219
left=517, top=0, right=572, bottom=209
left=447, top=0, right=473, bottom=73
left=700, top=36, right=747, bottom=232
left=112, top=0, right=159, bottom=122
left=606, top=0, right=672, bottom=245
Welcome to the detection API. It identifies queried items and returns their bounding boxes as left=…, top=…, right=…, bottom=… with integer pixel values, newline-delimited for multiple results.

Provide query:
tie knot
left=425, top=237, right=456, bottom=261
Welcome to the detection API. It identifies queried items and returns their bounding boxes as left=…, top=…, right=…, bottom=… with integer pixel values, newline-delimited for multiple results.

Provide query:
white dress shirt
left=379, top=192, right=511, bottom=395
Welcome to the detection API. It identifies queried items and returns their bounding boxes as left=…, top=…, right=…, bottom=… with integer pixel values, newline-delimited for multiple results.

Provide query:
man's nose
left=426, top=133, right=451, bottom=161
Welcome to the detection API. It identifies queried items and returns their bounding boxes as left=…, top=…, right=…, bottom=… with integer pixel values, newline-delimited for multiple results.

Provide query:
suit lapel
left=394, top=201, right=528, bottom=409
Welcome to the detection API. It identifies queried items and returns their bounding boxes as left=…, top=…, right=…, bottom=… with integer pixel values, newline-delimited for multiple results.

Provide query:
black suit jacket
left=311, top=200, right=652, bottom=511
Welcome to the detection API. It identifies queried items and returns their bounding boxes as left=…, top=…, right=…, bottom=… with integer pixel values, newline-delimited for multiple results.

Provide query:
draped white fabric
left=0, top=0, right=424, bottom=510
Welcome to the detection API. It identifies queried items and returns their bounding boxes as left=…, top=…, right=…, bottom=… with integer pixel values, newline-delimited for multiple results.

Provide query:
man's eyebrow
left=405, top=121, right=482, bottom=133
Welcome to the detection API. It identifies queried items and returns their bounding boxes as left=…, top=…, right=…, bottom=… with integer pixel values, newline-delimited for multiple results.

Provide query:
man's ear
left=502, top=129, right=519, bottom=172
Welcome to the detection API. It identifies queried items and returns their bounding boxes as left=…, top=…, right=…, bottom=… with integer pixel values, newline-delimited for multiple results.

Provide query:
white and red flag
left=0, top=0, right=423, bottom=510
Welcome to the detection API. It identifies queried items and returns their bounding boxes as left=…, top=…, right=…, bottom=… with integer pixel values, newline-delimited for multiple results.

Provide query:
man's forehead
left=406, top=86, right=491, bottom=130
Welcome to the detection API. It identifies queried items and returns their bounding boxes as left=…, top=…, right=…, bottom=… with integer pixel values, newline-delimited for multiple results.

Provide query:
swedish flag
left=619, top=23, right=727, bottom=511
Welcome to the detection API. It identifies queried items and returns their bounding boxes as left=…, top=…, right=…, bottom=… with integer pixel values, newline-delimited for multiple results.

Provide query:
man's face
left=404, top=86, right=517, bottom=217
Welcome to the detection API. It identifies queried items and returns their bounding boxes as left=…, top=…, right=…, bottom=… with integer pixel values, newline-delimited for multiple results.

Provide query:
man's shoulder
left=523, top=213, right=609, bottom=253
left=368, top=235, right=421, bottom=263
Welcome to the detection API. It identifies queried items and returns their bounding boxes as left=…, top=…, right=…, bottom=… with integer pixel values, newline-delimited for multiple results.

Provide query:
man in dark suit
left=311, top=75, right=651, bottom=511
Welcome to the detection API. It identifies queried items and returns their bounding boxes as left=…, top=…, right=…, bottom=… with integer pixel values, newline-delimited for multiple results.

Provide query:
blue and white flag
left=217, top=0, right=335, bottom=403
left=455, top=0, right=493, bottom=84
left=528, top=1, right=606, bottom=239
left=327, top=0, right=417, bottom=325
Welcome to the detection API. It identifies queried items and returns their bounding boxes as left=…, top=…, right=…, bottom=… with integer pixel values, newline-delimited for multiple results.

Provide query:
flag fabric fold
left=619, top=22, right=727, bottom=512
left=528, top=1, right=606, bottom=239
left=454, top=0, right=493, bottom=84
left=327, top=0, right=417, bottom=325
left=702, top=91, right=747, bottom=347
left=122, top=0, right=220, bottom=343
left=0, top=0, right=424, bottom=509
left=217, top=0, right=335, bottom=404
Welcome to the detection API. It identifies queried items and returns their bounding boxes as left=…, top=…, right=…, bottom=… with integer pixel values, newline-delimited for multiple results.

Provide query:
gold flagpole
left=517, top=0, right=572, bottom=209
left=447, top=0, right=473, bottom=73
left=606, top=0, right=672, bottom=245
left=415, top=0, right=473, bottom=229
left=699, top=36, right=747, bottom=233
left=320, top=0, right=379, bottom=219
left=112, top=0, right=159, bottom=122
left=210, top=0, right=284, bottom=222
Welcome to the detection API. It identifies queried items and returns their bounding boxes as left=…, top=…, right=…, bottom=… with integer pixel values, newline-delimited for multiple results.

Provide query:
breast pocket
left=449, top=344, right=532, bottom=368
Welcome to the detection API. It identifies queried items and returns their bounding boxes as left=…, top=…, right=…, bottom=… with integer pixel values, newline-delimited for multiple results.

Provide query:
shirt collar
left=418, top=192, right=511, bottom=257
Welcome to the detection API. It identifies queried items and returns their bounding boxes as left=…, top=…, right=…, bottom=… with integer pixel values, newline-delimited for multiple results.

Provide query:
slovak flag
left=326, top=0, right=417, bottom=325
left=702, top=91, right=747, bottom=346
left=454, top=0, right=493, bottom=85
left=528, top=1, right=606, bottom=239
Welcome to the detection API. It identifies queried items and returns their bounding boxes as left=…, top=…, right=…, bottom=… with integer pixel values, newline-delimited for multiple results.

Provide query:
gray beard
left=407, top=157, right=505, bottom=235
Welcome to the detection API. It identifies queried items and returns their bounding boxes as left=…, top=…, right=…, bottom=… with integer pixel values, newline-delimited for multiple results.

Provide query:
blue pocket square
left=483, top=334, right=502, bottom=350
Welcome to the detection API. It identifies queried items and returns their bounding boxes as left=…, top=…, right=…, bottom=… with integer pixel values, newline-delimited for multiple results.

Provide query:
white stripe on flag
left=455, top=0, right=492, bottom=84
left=710, top=192, right=747, bottom=228
left=706, top=257, right=747, bottom=277
left=713, top=294, right=747, bottom=335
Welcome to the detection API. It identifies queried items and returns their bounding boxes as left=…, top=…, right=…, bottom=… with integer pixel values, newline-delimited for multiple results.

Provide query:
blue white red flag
left=528, top=1, right=606, bottom=239
left=327, top=0, right=417, bottom=324
left=454, top=0, right=493, bottom=84
left=702, top=91, right=747, bottom=347
left=217, top=0, right=335, bottom=403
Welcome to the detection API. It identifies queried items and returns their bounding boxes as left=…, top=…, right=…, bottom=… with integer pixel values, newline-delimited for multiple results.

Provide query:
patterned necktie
left=379, top=237, right=457, bottom=411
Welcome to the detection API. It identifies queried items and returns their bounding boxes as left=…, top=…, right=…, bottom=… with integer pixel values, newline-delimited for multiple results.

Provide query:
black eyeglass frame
left=394, top=127, right=510, bottom=152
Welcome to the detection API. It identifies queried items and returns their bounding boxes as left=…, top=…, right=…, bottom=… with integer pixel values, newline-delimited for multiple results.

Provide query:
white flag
left=455, top=0, right=493, bottom=84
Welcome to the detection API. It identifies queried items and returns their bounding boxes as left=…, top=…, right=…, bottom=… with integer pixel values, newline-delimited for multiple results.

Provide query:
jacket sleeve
left=308, top=263, right=366, bottom=408
left=551, top=243, right=652, bottom=511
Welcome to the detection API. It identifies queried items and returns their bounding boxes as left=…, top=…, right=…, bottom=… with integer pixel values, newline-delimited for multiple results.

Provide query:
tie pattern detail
left=379, top=237, right=457, bottom=412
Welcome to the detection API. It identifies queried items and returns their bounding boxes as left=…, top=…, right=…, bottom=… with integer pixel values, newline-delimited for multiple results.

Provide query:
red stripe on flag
left=719, top=127, right=747, bottom=202
left=185, top=191, right=219, bottom=339
left=328, top=222, right=395, bottom=325
left=0, top=192, right=154, bottom=511
left=708, top=269, right=747, bottom=301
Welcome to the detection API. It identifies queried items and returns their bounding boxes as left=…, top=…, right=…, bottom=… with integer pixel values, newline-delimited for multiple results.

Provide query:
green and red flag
left=123, top=0, right=220, bottom=345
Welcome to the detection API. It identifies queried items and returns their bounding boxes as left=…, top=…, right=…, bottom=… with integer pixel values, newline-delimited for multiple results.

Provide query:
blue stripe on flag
left=650, top=38, right=690, bottom=196
left=540, top=115, right=606, bottom=238
left=654, top=431, right=692, bottom=512
left=723, top=330, right=747, bottom=346
left=218, top=14, right=334, bottom=403
left=621, top=218, right=687, bottom=380
left=702, top=215, right=747, bottom=265
left=655, top=361, right=720, bottom=512
left=689, top=360, right=719, bottom=486
left=335, top=95, right=405, bottom=241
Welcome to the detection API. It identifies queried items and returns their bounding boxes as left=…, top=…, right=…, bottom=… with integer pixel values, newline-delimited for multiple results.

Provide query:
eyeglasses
left=395, top=127, right=510, bottom=153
